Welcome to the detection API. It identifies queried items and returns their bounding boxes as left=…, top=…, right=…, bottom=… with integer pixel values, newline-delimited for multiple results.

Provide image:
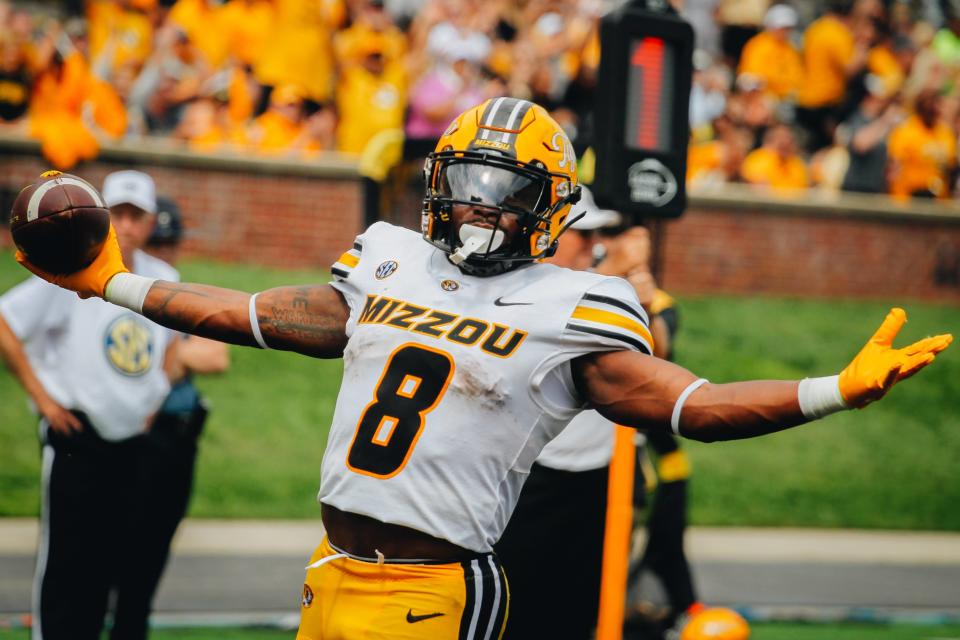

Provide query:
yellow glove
left=16, top=224, right=129, bottom=299
left=839, top=308, right=952, bottom=408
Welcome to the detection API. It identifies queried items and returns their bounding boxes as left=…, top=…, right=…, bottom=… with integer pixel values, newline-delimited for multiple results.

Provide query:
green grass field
left=0, top=251, right=958, bottom=529
left=2, top=623, right=959, bottom=640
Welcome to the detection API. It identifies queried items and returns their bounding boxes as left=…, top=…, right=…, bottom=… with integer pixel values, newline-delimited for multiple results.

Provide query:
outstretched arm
left=143, top=281, right=349, bottom=358
left=572, top=308, right=951, bottom=442
left=17, top=226, right=350, bottom=359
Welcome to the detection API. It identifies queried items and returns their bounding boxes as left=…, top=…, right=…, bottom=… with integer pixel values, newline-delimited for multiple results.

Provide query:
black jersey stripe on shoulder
left=353, top=241, right=362, bottom=252
left=331, top=267, right=349, bottom=279
left=567, top=323, right=652, bottom=355
left=582, top=293, right=647, bottom=323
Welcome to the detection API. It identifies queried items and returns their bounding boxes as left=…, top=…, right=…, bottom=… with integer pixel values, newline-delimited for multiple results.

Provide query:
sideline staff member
left=111, top=195, right=229, bottom=640
left=16, top=98, right=952, bottom=639
left=0, top=170, right=177, bottom=640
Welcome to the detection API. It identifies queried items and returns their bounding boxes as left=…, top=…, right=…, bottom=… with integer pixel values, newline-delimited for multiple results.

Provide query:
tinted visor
left=437, top=161, right=547, bottom=214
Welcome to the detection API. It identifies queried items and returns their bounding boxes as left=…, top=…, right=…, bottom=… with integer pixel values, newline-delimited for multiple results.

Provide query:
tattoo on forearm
left=292, top=287, right=309, bottom=310
left=264, top=306, right=341, bottom=340
left=142, top=282, right=348, bottom=357
left=258, top=286, right=349, bottom=354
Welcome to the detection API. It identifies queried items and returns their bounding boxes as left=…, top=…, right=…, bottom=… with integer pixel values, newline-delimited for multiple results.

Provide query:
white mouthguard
left=450, top=224, right=505, bottom=265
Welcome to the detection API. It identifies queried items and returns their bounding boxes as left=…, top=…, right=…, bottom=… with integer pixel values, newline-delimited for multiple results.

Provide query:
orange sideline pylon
left=596, top=425, right=636, bottom=640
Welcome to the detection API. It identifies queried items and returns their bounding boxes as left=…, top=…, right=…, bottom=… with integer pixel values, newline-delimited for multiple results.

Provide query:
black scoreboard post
left=592, top=0, right=694, bottom=220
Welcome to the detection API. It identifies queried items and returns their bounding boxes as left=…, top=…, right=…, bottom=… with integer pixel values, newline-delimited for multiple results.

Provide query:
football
left=10, top=171, right=111, bottom=275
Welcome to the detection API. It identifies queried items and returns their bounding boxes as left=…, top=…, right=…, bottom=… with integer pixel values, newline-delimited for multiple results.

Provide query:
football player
left=17, top=98, right=951, bottom=640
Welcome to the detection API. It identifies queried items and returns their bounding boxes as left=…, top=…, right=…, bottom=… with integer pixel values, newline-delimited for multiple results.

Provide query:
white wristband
left=798, top=375, right=848, bottom=420
left=671, top=378, right=709, bottom=436
left=248, top=293, right=270, bottom=350
left=104, top=273, right=156, bottom=313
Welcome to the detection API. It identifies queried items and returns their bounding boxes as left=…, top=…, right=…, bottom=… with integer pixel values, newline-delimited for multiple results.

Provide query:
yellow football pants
left=297, top=537, right=509, bottom=639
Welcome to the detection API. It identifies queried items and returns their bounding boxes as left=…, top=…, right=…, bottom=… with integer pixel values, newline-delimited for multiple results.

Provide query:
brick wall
left=2, top=141, right=960, bottom=302
left=660, top=206, right=960, bottom=302
left=0, top=144, right=363, bottom=271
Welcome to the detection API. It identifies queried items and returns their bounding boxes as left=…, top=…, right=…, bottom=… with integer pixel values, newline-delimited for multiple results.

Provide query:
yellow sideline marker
left=596, top=425, right=636, bottom=640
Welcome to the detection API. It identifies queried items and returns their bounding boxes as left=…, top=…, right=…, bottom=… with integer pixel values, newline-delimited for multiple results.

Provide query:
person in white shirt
left=0, top=170, right=178, bottom=640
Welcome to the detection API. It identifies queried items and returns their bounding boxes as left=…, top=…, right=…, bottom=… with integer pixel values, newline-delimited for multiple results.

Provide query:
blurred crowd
left=687, top=0, right=960, bottom=199
left=1, top=0, right=960, bottom=199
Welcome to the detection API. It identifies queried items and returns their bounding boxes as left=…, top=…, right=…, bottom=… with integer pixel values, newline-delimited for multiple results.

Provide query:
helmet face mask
left=422, top=98, right=581, bottom=277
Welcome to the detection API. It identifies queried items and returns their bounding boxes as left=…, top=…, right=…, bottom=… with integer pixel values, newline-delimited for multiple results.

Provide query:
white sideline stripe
left=32, top=432, right=53, bottom=640
left=4, top=607, right=956, bottom=631
left=27, top=177, right=105, bottom=222
left=1, top=522, right=959, bottom=564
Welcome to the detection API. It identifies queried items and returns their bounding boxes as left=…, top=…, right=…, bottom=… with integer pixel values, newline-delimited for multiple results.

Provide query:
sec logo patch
left=376, top=260, right=399, bottom=280
left=301, top=584, right=314, bottom=608
left=440, top=279, right=460, bottom=291
left=104, top=315, right=154, bottom=376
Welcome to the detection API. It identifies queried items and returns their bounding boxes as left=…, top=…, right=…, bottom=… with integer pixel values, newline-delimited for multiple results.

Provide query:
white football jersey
left=535, top=410, right=616, bottom=472
left=320, top=223, right=652, bottom=552
left=0, top=250, right=178, bottom=441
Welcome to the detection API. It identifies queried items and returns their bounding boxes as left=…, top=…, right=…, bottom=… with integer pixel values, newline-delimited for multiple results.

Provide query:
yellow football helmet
left=680, top=607, right=750, bottom=640
left=422, top=97, right=581, bottom=276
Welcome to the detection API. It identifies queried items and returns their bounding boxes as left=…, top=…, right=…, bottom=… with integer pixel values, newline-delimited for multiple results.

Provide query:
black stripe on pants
left=459, top=554, right=508, bottom=640
left=33, top=419, right=142, bottom=640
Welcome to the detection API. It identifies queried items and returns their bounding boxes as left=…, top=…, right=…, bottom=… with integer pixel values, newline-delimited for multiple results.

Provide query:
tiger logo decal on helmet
left=422, top=97, right=581, bottom=276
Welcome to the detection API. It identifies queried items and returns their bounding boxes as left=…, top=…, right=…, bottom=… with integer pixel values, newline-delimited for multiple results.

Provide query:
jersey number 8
left=347, top=343, right=454, bottom=478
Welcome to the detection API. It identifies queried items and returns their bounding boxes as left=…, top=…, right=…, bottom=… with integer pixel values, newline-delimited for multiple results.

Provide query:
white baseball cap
left=764, top=4, right=798, bottom=29
left=102, top=170, right=157, bottom=214
left=570, top=186, right=622, bottom=230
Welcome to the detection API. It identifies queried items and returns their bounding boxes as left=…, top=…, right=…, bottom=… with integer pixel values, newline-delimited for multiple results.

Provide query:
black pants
left=110, top=409, right=203, bottom=640
left=494, top=464, right=609, bottom=640
left=34, top=418, right=144, bottom=640
left=629, top=432, right=696, bottom=622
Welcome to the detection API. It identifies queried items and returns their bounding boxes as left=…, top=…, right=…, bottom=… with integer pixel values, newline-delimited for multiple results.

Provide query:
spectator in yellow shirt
left=737, top=4, right=803, bottom=100
left=0, top=35, right=31, bottom=127
left=294, top=101, right=338, bottom=157
left=796, top=0, right=869, bottom=151
left=887, top=89, right=957, bottom=199
left=687, top=116, right=752, bottom=187
left=218, top=0, right=276, bottom=69
left=87, top=0, right=154, bottom=75
left=167, top=0, right=228, bottom=68
left=334, top=0, right=406, bottom=68
left=253, top=0, right=342, bottom=105
left=741, top=122, right=809, bottom=191
left=29, top=21, right=127, bottom=169
left=335, top=37, right=406, bottom=154
left=173, top=93, right=248, bottom=152
left=247, top=83, right=305, bottom=154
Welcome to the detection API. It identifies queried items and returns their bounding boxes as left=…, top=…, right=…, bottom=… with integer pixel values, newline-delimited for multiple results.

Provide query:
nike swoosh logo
left=493, top=296, right=533, bottom=307
left=406, top=610, right=446, bottom=623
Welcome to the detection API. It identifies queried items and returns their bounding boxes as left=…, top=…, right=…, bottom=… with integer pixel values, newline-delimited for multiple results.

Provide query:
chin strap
left=543, top=211, right=586, bottom=257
